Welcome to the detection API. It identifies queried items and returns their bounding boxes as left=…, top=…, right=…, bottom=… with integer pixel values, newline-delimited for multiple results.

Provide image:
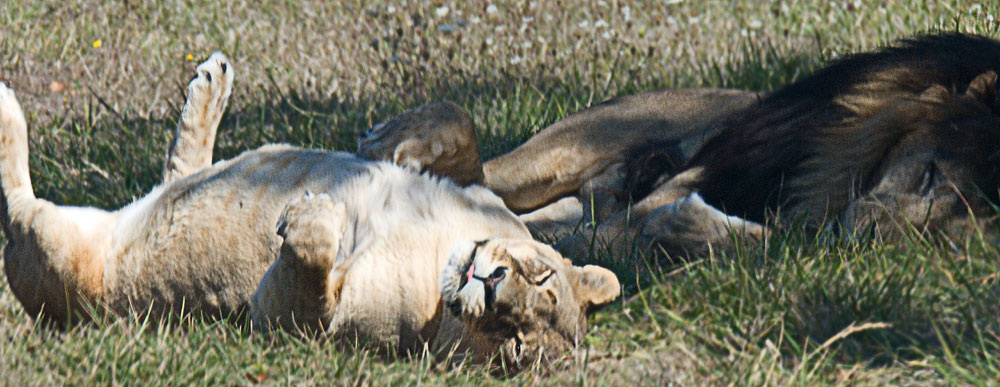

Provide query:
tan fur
left=482, top=88, right=762, bottom=212
left=163, top=52, right=233, bottom=183
left=362, top=89, right=761, bottom=239
left=1, top=56, right=619, bottom=369
left=358, top=101, right=485, bottom=186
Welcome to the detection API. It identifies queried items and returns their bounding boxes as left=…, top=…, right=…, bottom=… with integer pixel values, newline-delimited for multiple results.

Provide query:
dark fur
left=680, top=33, right=1000, bottom=224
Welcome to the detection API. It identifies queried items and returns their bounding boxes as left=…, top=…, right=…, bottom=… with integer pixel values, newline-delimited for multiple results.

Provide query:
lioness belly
left=101, top=146, right=368, bottom=317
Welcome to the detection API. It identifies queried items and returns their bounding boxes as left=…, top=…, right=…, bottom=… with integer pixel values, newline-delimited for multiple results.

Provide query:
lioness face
left=845, top=72, right=1000, bottom=237
left=441, top=239, right=619, bottom=371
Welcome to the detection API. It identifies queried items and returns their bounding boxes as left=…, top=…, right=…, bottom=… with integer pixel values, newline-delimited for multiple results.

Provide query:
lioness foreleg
left=162, top=52, right=233, bottom=182
left=250, top=192, right=350, bottom=334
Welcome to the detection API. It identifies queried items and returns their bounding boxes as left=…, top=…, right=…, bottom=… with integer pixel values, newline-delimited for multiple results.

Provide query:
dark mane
left=685, top=33, right=1000, bottom=223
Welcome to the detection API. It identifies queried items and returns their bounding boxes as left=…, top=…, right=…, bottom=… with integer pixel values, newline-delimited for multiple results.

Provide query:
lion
left=361, top=33, right=1000, bottom=258
left=0, top=54, right=619, bottom=369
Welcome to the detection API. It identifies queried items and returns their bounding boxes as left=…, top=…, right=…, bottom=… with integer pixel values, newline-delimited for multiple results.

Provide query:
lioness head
left=440, top=239, right=620, bottom=371
left=843, top=71, right=1000, bottom=236
left=358, top=101, right=485, bottom=186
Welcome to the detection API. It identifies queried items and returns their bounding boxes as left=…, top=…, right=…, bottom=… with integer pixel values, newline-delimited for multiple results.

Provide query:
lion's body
left=0, top=54, right=619, bottom=367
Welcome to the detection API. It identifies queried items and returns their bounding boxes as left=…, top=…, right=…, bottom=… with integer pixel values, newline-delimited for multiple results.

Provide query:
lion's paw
left=183, top=52, right=233, bottom=123
left=0, top=82, right=27, bottom=143
left=276, top=192, right=348, bottom=271
left=0, top=82, right=22, bottom=118
left=641, top=193, right=765, bottom=257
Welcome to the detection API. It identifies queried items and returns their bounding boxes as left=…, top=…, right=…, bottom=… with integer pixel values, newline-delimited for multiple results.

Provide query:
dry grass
left=2, top=0, right=1000, bottom=384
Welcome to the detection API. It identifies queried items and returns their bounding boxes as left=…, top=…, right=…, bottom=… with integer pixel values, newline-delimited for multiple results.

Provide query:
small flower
left=486, top=4, right=497, bottom=14
left=92, top=39, right=102, bottom=48
left=386, top=5, right=396, bottom=13
left=747, top=19, right=762, bottom=29
left=186, top=53, right=194, bottom=61
left=595, top=19, right=608, bottom=28
left=578, top=20, right=590, bottom=28
left=435, top=6, right=449, bottom=17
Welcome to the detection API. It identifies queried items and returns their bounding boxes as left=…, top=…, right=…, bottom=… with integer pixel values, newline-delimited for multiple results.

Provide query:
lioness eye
left=490, top=267, right=507, bottom=280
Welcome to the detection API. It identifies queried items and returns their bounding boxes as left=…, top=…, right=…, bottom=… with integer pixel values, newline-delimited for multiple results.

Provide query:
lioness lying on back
left=0, top=54, right=619, bottom=369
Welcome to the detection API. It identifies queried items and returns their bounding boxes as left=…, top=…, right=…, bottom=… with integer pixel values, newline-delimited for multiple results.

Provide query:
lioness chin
left=0, top=54, right=619, bottom=370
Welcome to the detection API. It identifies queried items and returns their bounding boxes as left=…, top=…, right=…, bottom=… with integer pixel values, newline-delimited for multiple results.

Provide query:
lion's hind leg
left=163, top=52, right=234, bottom=183
left=250, top=192, right=351, bottom=334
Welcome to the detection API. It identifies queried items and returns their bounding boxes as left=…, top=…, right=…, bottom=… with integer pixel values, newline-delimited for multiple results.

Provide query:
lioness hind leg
left=163, top=52, right=234, bottom=183
left=250, top=192, right=350, bottom=334
left=1, top=83, right=112, bottom=324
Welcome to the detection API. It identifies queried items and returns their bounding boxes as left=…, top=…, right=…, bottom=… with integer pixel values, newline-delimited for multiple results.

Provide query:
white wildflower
left=486, top=4, right=498, bottom=14
left=510, top=55, right=522, bottom=64
left=386, top=5, right=395, bottom=13
left=602, top=30, right=612, bottom=39
left=578, top=20, right=590, bottom=28
left=747, top=19, right=762, bottom=29
left=435, top=6, right=449, bottom=17
left=595, top=19, right=608, bottom=28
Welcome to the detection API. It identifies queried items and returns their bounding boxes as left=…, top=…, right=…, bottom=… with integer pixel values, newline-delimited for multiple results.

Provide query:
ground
left=1, top=0, right=999, bottom=384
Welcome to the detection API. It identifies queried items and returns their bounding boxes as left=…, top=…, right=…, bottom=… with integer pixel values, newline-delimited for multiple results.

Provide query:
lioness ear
left=573, top=265, right=620, bottom=313
left=965, top=71, right=998, bottom=108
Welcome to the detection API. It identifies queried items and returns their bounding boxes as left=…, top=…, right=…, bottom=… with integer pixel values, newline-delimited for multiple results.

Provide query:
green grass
left=2, top=0, right=1000, bottom=384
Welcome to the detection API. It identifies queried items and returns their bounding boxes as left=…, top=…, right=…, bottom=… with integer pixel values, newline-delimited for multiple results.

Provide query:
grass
left=2, top=0, right=1000, bottom=384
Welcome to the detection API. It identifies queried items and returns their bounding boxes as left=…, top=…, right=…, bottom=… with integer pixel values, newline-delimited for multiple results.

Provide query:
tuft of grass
left=1, top=0, right=999, bottom=384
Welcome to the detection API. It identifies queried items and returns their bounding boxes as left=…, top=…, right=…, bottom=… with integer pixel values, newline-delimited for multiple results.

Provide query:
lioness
left=362, top=33, right=1000, bottom=257
left=0, top=54, right=619, bottom=369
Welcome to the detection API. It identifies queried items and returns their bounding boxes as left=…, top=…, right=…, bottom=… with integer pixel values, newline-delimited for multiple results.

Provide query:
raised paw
left=164, top=52, right=235, bottom=182
left=186, top=52, right=234, bottom=121
left=0, top=82, right=31, bottom=196
left=276, top=192, right=348, bottom=271
left=0, top=82, right=26, bottom=129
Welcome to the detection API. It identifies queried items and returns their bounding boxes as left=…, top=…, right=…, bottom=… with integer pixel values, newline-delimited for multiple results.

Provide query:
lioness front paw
left=183, top=52, right=234, bottom=126
left=276, top=192, right=348, bottom=271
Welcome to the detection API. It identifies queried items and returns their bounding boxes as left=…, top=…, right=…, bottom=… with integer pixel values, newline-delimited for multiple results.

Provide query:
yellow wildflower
left=92, top=40, right=102, bottom=48
left=186, top=53, right=194, bottom=61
